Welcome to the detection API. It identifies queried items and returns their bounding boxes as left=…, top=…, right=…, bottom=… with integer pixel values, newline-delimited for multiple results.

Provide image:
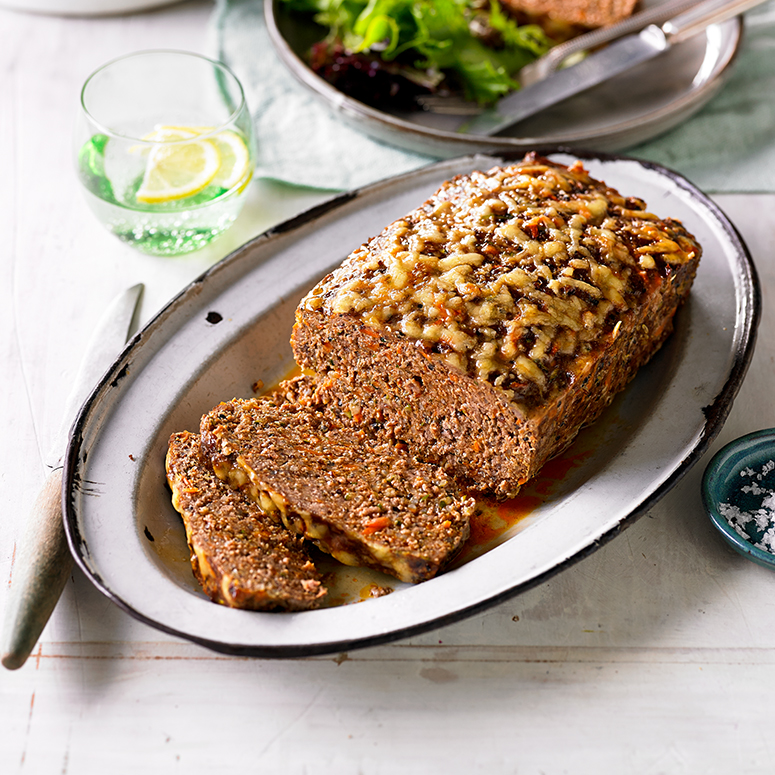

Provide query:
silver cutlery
left=519, top=0, right=705, bottom=85
left=1, top=283, right=144, bottom=670
left=462, top=0, right=766, bottom=135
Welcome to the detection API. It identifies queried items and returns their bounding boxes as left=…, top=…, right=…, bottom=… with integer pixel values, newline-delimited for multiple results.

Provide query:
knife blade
left=461, top=0, right=766, bottom=137
left=518, top=0, right=704, bottom=87
left=1, top=283, right=144, bottom=670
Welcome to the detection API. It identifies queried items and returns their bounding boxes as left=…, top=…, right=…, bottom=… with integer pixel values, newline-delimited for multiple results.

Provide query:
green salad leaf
left=280, top=0, right=553, bottom=105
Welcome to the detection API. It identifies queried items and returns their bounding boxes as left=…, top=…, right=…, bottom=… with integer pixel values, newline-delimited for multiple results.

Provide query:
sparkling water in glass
left=75, top=50, right=257, bottom=257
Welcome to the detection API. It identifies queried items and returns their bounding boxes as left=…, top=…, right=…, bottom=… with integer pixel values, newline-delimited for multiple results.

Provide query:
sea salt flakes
left=719, top=460, right=775, bottom=553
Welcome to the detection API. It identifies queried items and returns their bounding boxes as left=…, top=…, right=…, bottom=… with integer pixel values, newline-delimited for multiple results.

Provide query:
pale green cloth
left=210, top=0, right=433, bottom=190
left=212, top=0, right=775, bottom=193
left=630, top=1, right=775, bottom=193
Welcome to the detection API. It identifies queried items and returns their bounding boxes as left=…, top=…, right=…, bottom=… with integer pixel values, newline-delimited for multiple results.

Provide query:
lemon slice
left=142, top=126, right=201, bottom=141
left=133, top=124, right=251, bottom=203
left=144, top=125, right=219, bottom=141
left=208, top=130, right=251, bottom=190
left=146, top=126, right=251, bottom=190
left=129, top=126, right=199, bottom=156
left=136, top=137, right=220, bottom=204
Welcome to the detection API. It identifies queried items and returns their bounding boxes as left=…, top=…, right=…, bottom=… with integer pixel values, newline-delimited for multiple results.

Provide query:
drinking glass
left=75, top=50, right=256, bottom=256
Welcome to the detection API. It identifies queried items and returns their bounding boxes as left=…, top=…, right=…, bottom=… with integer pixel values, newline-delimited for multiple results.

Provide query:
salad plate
left=63, top=150, right=758, bottom=658
left=266, top=0, right=742, bottom=157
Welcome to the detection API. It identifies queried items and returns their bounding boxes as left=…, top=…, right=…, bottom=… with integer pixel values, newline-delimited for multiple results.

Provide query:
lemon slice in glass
left=129, top=126, right=198, bottom=156
left=147, top=125, right=251, bottom=189
left=135, top=135, right=221, bottom=204
left=140, top=126, right=201, bottom=142
left=208, top=130, right=251, bottom=190
left=134, top=125, right=251, bottom=204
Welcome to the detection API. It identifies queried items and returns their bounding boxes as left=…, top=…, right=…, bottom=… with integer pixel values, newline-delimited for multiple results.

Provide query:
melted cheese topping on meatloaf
left=301, top=158, right=700, bottom=402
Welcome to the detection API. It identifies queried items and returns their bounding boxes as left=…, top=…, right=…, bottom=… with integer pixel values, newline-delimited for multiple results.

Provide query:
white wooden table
left=2, top=2, right=775, bottom=772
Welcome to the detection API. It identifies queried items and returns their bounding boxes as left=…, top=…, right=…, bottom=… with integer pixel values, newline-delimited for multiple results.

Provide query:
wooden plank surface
left=2, top=2, right=775, bottom=772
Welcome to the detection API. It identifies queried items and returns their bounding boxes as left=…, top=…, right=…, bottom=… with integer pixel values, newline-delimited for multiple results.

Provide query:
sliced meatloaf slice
left=501, top=0, right=637, bottom=28
left=199, top=397, right=474, bottom=584
left=291, top=154, right=702, bottom=497
left=166, top=431, right=326, bottom=610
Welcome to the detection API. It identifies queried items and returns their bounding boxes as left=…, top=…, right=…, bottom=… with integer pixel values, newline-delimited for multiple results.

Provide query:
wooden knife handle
left=1, top=468, right=73, bottom=670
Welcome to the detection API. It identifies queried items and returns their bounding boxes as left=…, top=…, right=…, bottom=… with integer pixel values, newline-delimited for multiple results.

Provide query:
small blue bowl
left=702, top=428, right=775, bottom=570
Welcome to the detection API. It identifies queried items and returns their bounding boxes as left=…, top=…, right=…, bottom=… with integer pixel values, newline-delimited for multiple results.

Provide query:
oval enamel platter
left=265, top=0, right=742, bottom=158
left=63, top=151, right=759, bottom=658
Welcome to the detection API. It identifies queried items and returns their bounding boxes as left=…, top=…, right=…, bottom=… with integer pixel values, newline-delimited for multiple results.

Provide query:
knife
left=1, top=283, right=143, bottom=670
left=518, top=0, right=705, bottom=86
left=461, top=0, right=766, bottom=136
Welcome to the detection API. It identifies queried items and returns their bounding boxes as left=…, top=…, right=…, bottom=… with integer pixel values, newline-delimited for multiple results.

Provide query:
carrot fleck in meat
left=362, top=516, right=390, bottom=535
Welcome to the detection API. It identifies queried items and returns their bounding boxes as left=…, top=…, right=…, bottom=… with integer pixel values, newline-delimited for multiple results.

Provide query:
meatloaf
left=291, top=154, right=701, bottom=497
left=500, top=0, right=638, bottom=28
left=198, top=396, right=475, bottom=583
left=166, top=431, right=326, bottom=610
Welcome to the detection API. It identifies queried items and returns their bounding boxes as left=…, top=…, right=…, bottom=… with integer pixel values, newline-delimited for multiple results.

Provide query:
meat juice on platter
left=166, top=154, right=702, bottom=611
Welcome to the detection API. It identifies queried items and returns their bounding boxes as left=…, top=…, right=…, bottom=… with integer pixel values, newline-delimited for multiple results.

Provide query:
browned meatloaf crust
left=166, top=431, right=326, bottom=610
left=501, top=0, right=638, bottom=28
left=291, top=154, right=701, bottom=498
left=198, top=397, right=475, bottom=584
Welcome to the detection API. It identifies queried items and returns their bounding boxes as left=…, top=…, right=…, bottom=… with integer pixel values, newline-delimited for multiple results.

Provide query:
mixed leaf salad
left=278, top=0, right=561, bottom=109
